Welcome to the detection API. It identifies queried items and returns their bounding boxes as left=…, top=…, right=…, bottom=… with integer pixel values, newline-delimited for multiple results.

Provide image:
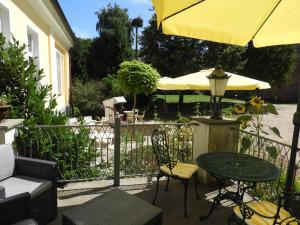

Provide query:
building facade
left=0, top=0, right=75, bottom=112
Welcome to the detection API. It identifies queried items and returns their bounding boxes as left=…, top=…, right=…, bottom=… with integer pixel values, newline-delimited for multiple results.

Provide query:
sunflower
left=234, top=104, right=245, bottom=114
left=249, top=96, right=264, bottom=108
left=240, top=120, right=248, bottom=129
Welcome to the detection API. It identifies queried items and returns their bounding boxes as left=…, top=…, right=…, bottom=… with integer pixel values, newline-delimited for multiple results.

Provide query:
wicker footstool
left=62, top=189, right=163, bottom=225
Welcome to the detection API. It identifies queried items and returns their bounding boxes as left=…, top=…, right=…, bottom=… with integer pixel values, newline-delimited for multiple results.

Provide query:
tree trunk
left=133, top=94, right=136, bottom=123
left=178, top=91, right=184, bottom=114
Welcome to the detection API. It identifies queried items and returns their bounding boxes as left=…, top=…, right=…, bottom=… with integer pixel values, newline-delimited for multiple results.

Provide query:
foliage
left=201, top=42, right=246, bottom=73
left=70, top=38, right=92, bottom=81
left=177, top=116, right=190, bottom=123
left=0, top=34, right=66, bottom=125
left=131, top=17, right=143, bottom=28
left=117, top=60, right=160, bottom=116
left=89, top=4, right=133, bottom=78
left=222, top=106, right=234, bottom=117
left=0, top=34, right=100, bottom=180
left=140, top=14, right=247, bottom=77
left=140, top=15, right=204, bottom=77
left=0, top=95, right=9, bottom=106
left=117, top=60, right=160, bottom=95
left=243, top=44, right=297, bottom=87
left=101, top=74, right=123, bottom=97
left=71, top=78, right=109, bottom=117
left=237, top=96, right=281, bottom=139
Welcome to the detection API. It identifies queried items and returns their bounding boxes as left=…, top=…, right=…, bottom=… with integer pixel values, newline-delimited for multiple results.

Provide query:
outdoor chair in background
left=67, top=118, right=78, bottom=125
left=137, top=111, right=145, bottom=122
left=229, top=192, right=300, bottom=225
left=150, top=129, right=200, bottom=217
left=126, top=109, right=139, bottom=123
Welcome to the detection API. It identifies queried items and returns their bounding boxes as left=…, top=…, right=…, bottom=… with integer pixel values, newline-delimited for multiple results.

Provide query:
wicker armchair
left=151, top=128, right=200, bottom=217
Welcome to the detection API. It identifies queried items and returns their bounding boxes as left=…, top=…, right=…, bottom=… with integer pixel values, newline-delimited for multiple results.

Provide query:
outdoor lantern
left=207, top=67, right=230, bottom=120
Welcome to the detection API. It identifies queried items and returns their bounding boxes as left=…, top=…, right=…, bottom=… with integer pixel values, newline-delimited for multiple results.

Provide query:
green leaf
left=264, top=104, right=279, bottom=115
left=266, top=146, right=279, bottom=159
left=269, top=127, right=282, bottom=138
left=236, top=115, right=252, bottom=123
left=240, top=136, right=251, bottom=154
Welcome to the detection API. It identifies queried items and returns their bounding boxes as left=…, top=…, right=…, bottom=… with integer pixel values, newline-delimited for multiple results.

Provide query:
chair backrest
left=284, top=192, right=300, bottom=220
left=151, top=129, right=172, bottom=167
left=0, top=144, right=15, bottom=181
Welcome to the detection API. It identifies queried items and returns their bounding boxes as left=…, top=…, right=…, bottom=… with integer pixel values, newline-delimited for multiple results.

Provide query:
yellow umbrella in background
left=157, top=68, right=271, bottom=91
left=152, top=0, right=300, bottom=47
left=152, top=0, right=300, bottom=193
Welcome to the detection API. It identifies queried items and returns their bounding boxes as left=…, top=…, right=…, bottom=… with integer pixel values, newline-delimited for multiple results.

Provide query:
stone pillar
left=192, top=116, right=240, bottom=185
left=0, top=119, right=24, bottom=144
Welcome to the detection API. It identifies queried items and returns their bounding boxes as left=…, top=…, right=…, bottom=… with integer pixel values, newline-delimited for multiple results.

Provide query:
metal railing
left=15, top=120, right=195, bottom=184
left=236, top=128, right=300, bottom=201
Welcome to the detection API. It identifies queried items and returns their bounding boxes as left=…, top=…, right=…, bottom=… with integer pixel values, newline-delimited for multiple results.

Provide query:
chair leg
left=165, top=176, right=170, bottom=191
left=182, top=180, right=189, bottom=218
left=153, top=173, right=162, bottom=205
left=194, top=172, right=200, bottom=199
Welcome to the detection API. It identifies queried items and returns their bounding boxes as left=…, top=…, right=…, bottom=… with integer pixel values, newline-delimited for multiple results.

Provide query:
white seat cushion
left=0, top=175, right=52, bottom=198
left=0, top=144, right=15, bottom=181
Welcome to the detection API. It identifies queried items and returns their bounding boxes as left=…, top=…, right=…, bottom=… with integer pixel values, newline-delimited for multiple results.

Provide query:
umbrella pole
left=285, top=89, right=300, bottom=193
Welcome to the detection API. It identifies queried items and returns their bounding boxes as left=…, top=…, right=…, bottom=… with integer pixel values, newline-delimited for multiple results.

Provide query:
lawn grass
left=155, top=94, right=244, bottom=104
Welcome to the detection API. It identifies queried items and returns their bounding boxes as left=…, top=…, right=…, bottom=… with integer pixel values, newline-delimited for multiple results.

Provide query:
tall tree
left=90, top=4, right=133, bottom=78
left=140, top=15, right=203, bottom=78
left=243, top=44, right=297, bottom=87
left=140, top=15, right=246, bottom=77
left=201, top=42, right=246, bottom=73
left=70, top=38, right=92, bottom=81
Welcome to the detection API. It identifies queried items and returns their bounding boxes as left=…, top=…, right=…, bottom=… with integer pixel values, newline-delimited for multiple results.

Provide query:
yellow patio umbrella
left=152, top=0, right=300, bottom=193
left=152, top=0, right=300, bottom=47
left=157, top=68, right=271, bottom=91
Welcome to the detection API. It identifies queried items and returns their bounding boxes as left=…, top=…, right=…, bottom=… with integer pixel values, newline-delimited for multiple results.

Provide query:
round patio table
left=197, top=152, right=280, bottom=220
left=197, top=152, right=280, bottom=182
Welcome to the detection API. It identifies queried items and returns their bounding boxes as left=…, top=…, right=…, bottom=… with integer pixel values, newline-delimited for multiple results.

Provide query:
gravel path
left=260, top=104, right=297, bottom=147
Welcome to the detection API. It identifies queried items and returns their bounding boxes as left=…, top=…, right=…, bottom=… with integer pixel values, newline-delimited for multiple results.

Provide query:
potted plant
left=0, top=95, right=11, bottom=121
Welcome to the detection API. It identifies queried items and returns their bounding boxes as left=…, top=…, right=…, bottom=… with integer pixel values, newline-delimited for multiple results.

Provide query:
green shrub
left=117, top=60, right=160, bottom=116
left=0, top=34, right=101, bottom=181
left=71, top=78, right=109, bottom=117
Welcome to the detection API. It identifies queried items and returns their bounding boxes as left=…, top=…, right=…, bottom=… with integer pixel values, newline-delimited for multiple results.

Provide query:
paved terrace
left=49, top=178, right=241, bottom=225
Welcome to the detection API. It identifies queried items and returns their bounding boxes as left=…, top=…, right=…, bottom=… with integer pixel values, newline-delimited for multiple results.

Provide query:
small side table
left=62, top=189, right=163, bottom=225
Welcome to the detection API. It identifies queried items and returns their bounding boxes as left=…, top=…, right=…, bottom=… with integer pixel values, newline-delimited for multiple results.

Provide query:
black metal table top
left=197, top=152, right=280, bottom=182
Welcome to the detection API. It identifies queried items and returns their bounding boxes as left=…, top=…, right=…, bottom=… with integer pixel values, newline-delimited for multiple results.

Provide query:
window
left=0, top=4, right=10, bottom=41
left=27, top=33, right=33, bottom=57
left=26, top=27, right=39, bottom=67
left=0, top=17, right=2, bottom=33
left=54, top=49, right=64, bottom=95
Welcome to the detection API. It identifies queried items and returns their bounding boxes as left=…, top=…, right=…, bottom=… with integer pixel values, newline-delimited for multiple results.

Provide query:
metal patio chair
left=228, top=192, right=300, bottom=225
left=151, top=128, right=200, bottom=217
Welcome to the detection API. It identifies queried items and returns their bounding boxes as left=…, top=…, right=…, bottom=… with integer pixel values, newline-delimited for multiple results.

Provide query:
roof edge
left=50, top=0, right=76, bottom=43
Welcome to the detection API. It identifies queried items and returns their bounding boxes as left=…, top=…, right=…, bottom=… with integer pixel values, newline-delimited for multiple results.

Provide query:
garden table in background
left=197, top=152, right=280, bottom=220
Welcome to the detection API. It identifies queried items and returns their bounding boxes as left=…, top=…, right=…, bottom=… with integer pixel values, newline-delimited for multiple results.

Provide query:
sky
left=58, top=0, right=153, bottom=39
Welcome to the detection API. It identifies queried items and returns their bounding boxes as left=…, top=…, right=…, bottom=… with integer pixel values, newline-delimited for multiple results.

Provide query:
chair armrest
left=0, top=192, right=31, bottom=225
left=237, top=200, right=280, bottom=220
left=15, top=156, right=57, bottom=182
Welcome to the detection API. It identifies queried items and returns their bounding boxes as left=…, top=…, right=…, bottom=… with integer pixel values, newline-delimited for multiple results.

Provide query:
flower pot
left=0, top=105, right=11, bottom=121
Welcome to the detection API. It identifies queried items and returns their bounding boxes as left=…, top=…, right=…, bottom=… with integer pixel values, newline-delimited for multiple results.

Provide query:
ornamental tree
left=117, top=60, right=160, bottom=121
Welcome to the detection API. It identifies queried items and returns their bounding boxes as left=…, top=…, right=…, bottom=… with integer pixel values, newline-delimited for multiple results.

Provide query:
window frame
left=0, top=4, right=11, bottom=41
left=54, top=48, right=64, bottom=96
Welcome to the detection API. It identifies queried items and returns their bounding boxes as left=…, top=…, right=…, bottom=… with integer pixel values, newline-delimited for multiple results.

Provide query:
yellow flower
left=234, top=104, right=245, bottom=114
left=240, top=120, right=248, bottom=129
left=250, top=96, right=264, bottom=108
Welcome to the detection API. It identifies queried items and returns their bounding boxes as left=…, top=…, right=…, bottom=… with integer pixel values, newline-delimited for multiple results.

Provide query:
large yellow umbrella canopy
left=157, top=69, right=271, bottom=91
left=152, top=0, right=300, bottom=192
left=152, top=0, right=300, bottom=47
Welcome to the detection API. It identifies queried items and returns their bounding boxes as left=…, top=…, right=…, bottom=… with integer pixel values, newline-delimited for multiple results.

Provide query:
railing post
left=114, top=117, right=121, bottom=187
